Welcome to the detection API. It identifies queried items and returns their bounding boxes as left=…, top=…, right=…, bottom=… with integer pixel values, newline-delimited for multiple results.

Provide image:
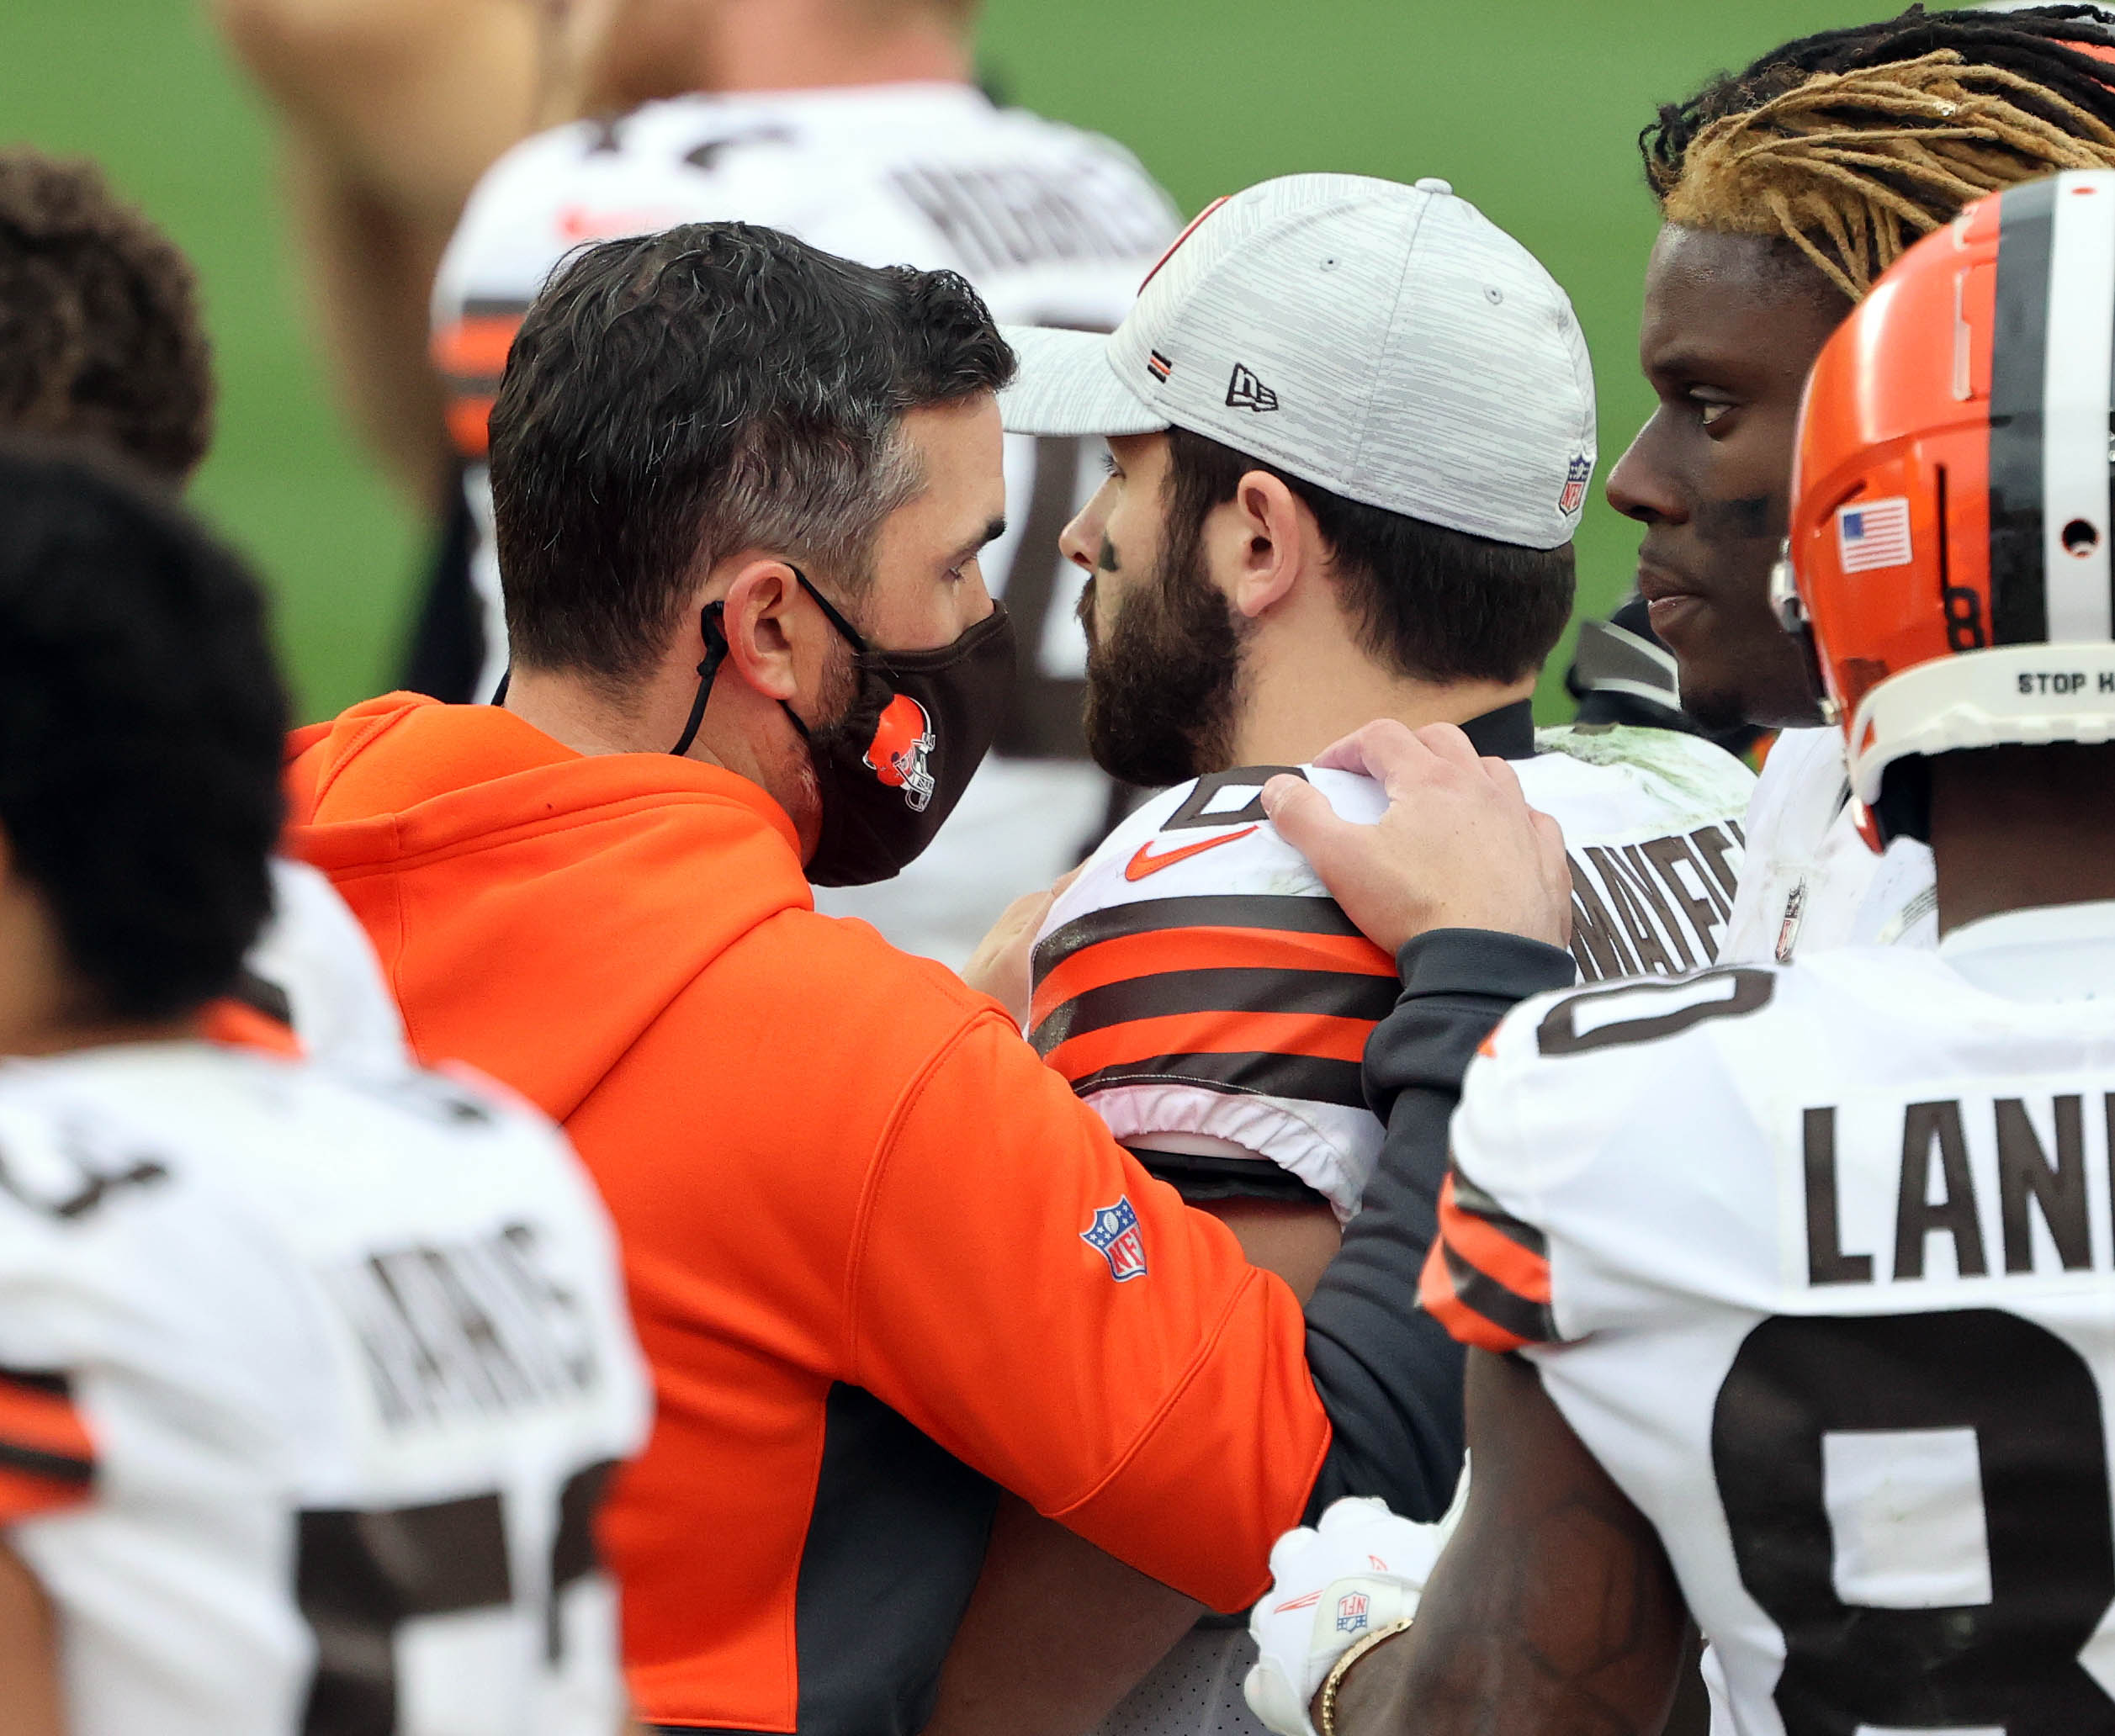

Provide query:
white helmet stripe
left=2039, top=173, right=2115, bottom=643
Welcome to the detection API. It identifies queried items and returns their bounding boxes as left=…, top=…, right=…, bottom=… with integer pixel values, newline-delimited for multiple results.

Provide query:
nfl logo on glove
left=1333, top=1590, right=1372, bottom=1635
left=1081, top=1197, right=1148, bottom=1281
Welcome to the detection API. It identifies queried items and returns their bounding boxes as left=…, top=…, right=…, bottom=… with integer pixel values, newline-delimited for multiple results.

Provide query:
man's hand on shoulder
left=1263, top=721, right=1572, bottom=958
left=960, top=869, right=1079, bottom=1026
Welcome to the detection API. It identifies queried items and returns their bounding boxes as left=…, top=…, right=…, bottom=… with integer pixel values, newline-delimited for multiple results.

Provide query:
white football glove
left=1242, top=1488, right=1465, bottom=1736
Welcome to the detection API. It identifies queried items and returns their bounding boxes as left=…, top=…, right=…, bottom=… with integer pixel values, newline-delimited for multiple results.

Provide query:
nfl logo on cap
left=1081, top=1196, right=1148, bottom=1282
left=1335, top=1590, right=1372, bottom=1634
left=1559, top=453, right=1592, bottom=516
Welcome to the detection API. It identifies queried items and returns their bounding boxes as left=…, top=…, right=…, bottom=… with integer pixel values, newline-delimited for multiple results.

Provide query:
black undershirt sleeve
left=1300, top=928, right=1577, bottom=1523
left=1126, top=1146, right=1331, bottom=1209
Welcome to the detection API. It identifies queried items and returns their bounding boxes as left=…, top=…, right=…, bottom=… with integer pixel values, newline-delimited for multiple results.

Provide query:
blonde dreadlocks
left=1646, top=6, right=2115, bottom=300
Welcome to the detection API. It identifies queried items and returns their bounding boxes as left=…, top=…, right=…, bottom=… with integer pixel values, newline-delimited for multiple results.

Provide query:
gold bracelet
left=1316, top=1617, right=1416, bottom=1736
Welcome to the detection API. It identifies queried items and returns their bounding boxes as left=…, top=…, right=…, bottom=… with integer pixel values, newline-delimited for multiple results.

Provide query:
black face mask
left=671, top=567, right=1015, bottom=887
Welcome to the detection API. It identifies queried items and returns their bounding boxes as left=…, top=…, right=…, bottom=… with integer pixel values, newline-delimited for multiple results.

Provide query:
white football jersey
left=1030, top=721, right=1755, bottom=1222
left=247, top=859, right=409, bottom=1071
left=1722, top=725, right=1937, bottom=963
left=432, top=83, right=1182, bottom=966
left=0, top=1041, right=649, bottom=1736
left=1434, top=900, right=2115, bottom=1736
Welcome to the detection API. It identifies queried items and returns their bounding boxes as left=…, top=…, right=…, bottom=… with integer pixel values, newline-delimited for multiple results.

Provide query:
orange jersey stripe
left=446, top=396, right=497, bottom=460
left=0, top=1461, right=89, bottom=1523
left=1417, top=1241, right=1532, bottom=1355
left=203, top=998, right=303, bottom=1059
left=1031, top=924, right=1392, bottom=1032
left=0, top=1381, right=93, bottom=1465
left=1043, top=1007, right=1371, bottom=1084
left=432, top=315, right=522, bottom=380
left=0, top=1373, right=95, bottom=1522
left=1436, top=1172, right=1551, bottom=1305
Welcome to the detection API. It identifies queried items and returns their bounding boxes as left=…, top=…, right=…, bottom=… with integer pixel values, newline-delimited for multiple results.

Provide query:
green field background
left=3, top=0, right=1861, bottom=722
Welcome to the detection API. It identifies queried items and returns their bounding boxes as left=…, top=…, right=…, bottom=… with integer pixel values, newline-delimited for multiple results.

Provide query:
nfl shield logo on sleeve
left=1081, top=1197, right=1148, bottom=1282
left=1334, top=1590, right=1372, bottom=1634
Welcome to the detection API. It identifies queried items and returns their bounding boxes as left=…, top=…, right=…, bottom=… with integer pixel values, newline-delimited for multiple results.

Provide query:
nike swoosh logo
left=1124, top=825, right=1258, bottom=881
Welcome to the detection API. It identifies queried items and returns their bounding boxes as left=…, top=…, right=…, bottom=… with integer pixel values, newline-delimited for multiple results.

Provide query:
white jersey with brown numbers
left=0, top=1040, right=649, bottom=1736
left=1430, top=901, right=2115, bottom=1736
left=1723, top=725, right=1937, bottom=964
left=1029, top=723, right=1755, bottom=1222
left=431, top=82, right=1182, bottom=966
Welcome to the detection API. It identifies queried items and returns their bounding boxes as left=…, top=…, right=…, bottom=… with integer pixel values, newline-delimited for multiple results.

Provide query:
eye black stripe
left=1989, top=176, right=2059, bottom=646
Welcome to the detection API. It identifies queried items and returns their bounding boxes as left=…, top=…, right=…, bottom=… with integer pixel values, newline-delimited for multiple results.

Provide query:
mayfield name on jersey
left=1429, top=904, right=2115, bottom=1736
left=1028, top=719, right=1756, bottom=1220
left=0, top=1041, right=649, bottom=1736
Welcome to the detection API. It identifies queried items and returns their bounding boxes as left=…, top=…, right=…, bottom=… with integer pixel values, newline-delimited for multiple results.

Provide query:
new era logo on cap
left=996, top=173, right=1597, bottom=553
left=1227, top=363, right=1279, bottom=412
left=1837, top=497, right=1913, bottom=572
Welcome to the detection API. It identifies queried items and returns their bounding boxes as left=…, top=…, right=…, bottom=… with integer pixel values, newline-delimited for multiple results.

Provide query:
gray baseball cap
left=999, top=172, right=1598, bottom=551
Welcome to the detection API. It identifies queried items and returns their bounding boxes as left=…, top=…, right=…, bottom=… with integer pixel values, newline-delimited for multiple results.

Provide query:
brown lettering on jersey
left=1566, top=824, right=1743, bottom=982
left=1803, top=1106, right=1874, bottom=1284
left=1894, top=1101, right=1989, bottom=1280
left=326, top=1223, right=601, bottom=1432
left=1644, top=833, right=1731, bottom=950
left=1616, top=843, right=1699, bottom=971
left=1692, top=821, right=1743, bottom=907
left=1996, top=1095, right=2091, bottom=1273
left=890, top=164, right=1171, bottom=278
left=1568, top=868, right=1641, bottom=981
left=1584, top=846, right=1678, bottom=976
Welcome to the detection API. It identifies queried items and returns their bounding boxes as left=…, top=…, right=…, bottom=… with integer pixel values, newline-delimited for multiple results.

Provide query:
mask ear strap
left=671, top=601, right=730, bottom=759
left=789, top=565, right=870, bottom=654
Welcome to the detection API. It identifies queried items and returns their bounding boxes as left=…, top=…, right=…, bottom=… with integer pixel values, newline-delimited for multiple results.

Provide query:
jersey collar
left=1459, top=699, right=1536, bottom=761
left=1938, top=899, right=2115, bottom=1003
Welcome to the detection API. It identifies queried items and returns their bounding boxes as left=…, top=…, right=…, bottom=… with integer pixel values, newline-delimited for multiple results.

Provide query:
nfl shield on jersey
left=432, top=84, right=1181, bottom=966
left=1429, top=918, right=2115, bottom=1736
left=1722, top=726, right=1937, bottom=965
left=0, top=1042, right=649, bottom=1736
left=1030, top=724, right=1755, bottom=1220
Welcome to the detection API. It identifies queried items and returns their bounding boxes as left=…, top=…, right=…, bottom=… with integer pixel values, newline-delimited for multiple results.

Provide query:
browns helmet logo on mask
left=863, top=694, right=937, bottom=812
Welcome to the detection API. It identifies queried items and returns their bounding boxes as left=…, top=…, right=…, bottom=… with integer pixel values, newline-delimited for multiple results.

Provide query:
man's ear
left=1213, top=469, right=1312, bottom=622
left=715, top=558, right=808, bottom=704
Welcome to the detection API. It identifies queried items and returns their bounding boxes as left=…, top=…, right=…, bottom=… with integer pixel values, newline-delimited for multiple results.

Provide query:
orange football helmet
left=1778, top=168, right=2115, bottom=850
left=861, top=693, right=937, bottom=812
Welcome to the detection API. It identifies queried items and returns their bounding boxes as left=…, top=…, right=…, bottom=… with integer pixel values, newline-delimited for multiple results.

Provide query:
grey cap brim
left=998, top=326, right=1169, bottom=438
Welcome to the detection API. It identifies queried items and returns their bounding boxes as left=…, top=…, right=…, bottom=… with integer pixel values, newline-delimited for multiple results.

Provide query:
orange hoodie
left=284, top=695, right=1331, bottom=1735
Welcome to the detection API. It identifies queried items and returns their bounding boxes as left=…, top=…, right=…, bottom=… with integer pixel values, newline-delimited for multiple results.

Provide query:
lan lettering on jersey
left=1800, top=1088, right=2115, bottom=1290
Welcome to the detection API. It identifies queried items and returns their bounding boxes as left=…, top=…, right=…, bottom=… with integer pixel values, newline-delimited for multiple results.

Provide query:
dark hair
left=1641, top=7, right=2115, bottom=299
left=489, top=221, right=1014, bottom=683
left=0, top=151, right=214, bottom=484
left=1162, top=426, right=1576, bottom=686
left=0, top=442, right=286, bottom=1020
left=1646, top=4, right=2115, bottom=177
